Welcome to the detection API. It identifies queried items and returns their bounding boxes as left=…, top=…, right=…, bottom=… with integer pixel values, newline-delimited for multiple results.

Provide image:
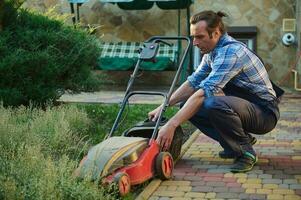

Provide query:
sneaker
left=219, top=151, right=238, bottom=159
left=230, top=151, right=258, bottom=173
left=249, top=136, right=257, bottom=145
left=218, top=137, right=257, bottom=159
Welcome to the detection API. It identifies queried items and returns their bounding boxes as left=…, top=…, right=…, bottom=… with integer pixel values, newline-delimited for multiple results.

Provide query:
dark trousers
left=184, top=95, right=278, bottom=155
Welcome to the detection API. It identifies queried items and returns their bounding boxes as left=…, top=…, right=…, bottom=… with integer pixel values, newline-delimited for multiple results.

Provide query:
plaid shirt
left=187, top=33, right=277, bottom=102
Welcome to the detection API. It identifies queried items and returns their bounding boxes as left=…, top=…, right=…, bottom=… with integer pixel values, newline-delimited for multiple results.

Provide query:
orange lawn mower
left=75, top=36, right=191, bottom=196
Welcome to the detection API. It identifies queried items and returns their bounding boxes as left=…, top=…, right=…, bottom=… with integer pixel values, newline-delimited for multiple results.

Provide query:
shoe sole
left=219, top=153, right=236, bottom=159
left=230, top=157, right=258, bottom=173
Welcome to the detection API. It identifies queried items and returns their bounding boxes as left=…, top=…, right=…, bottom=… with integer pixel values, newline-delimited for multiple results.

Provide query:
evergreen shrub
left=0, top=5, right=101, bottom=106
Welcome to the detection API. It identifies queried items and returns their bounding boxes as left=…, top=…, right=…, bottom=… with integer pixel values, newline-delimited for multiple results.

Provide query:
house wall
left=297, top=0, right=301, bottom=85
left=22, top=0, right=299, bottom=87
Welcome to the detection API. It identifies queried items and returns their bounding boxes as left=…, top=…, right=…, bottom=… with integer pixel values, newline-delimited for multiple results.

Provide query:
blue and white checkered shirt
left=187, top=33, right=277, bottom=102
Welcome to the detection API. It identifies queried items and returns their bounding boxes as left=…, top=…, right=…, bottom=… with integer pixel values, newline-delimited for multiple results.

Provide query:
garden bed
left=0, top=103, right=195, bottom=200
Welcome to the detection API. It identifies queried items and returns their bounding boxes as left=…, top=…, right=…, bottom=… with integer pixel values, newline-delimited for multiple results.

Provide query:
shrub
left=0, top=5, right=102, bottom=107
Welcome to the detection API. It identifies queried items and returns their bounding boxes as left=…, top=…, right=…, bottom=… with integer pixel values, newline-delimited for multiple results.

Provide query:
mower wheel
left=155, top=152, right=174, bottom=180
left=114, top=172, right=131, bottom=196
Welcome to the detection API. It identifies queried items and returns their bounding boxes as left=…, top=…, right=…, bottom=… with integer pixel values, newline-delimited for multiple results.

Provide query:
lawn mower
left=75, top=36, right=191, bottom=196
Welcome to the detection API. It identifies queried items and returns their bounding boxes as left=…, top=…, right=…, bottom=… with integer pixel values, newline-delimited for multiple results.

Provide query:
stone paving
left=147, top=97, right=301, bottom=200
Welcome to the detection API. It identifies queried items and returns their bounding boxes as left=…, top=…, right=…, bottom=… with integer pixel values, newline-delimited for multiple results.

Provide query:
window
left=228, top=26, right=257, bottom=51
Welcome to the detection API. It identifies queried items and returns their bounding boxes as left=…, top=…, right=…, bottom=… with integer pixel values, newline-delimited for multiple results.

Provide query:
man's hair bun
left=216, top=11, right=227, bottom=18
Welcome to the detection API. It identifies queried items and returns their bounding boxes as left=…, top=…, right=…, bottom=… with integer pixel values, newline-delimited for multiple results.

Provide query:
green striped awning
left=99, top=0, right=193, bottom=10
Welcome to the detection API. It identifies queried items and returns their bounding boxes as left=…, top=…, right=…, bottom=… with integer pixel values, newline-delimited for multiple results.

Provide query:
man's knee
left=179, top=97, right=228, bottom=118
left=203, top=97, right=228, bottom=111
left=179, top=97, right=231, bottom=115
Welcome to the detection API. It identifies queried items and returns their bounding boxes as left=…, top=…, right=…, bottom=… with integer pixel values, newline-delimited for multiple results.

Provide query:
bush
left=0, top=6, right=102, bottom=107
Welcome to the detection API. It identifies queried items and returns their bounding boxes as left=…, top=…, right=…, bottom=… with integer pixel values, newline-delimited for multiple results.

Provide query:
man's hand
left=148, top=105, right=163, bottom=122
left=156, top=123, right=176, bottom=151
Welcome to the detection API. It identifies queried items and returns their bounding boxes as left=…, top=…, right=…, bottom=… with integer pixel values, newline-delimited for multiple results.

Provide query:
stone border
left=135, top=131, right=200, bottom=200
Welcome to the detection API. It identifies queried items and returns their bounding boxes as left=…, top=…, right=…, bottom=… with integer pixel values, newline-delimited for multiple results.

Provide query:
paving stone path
left=147, top=97, right=301, bottom=200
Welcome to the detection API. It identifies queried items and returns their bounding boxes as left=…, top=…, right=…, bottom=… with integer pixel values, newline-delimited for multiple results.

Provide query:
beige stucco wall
left=22, top=0, right=299, bottom=87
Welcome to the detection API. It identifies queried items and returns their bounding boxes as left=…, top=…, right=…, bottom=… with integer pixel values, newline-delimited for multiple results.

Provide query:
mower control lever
left=138, top=42, right=159, bottom=61
left=138, top=39, right=171, bottom=61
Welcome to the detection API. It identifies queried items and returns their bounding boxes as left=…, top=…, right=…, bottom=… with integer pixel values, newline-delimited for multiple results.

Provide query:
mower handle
left=145, top=36, right=190, bottom=44
left=125, top=91, right=167, bottom=99
left=105, top=91, right=167, bottom=139
left=106, top=36, right=191, bottom=140
left=154, top=39, right=172, bottom=46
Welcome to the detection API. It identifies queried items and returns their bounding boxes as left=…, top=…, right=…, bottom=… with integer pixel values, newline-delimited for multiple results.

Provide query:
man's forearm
left=168, top=81, right=195, bottom=106
left=168, top=89, right=205, bottom=127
